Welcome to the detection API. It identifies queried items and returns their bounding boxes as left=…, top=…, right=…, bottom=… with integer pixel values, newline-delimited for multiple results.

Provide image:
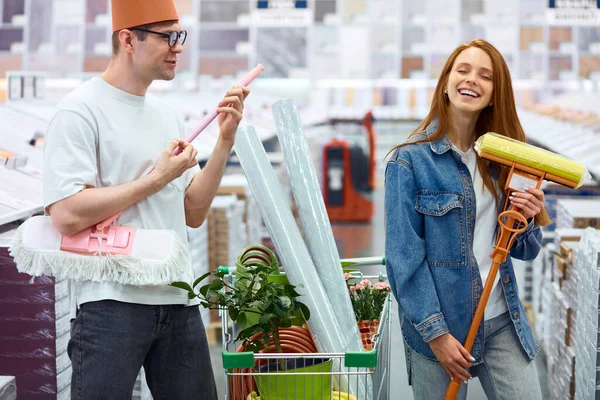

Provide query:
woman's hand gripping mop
left=9, top=64, right=264, bottom=286
left=444, top=132, right=591, bottom=400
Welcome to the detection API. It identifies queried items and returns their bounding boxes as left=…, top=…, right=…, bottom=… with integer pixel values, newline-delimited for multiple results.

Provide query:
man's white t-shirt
left=43, top=77, right=201, bottom=307
left=454, top=145, right=508, bottom=321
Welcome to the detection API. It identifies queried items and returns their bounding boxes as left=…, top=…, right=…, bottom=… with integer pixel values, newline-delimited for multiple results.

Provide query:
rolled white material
left=235, top=125, right=367, bottom=398
left=272, top=99, right=365, bottom=350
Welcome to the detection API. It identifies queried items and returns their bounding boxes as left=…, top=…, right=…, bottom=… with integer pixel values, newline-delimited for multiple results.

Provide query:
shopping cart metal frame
left=218, top=257, right=392, bottom=400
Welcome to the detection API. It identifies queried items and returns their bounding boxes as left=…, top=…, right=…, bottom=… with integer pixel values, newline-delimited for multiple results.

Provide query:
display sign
left=548, top=0, right=600, bottom=24
left=252, top=0, right=312, bottom=27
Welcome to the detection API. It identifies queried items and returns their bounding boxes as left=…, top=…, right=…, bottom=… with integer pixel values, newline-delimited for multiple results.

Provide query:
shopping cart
left=218, top=256, right=392, bottom=400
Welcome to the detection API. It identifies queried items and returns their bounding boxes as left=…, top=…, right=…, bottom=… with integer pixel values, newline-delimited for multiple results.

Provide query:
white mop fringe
left=9, top=222, right=191, bottom=286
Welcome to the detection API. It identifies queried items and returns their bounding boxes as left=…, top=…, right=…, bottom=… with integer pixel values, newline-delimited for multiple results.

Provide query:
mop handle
left=173, top=64, right=265, bottom=155
left=445, top=209, right=528, bottom=400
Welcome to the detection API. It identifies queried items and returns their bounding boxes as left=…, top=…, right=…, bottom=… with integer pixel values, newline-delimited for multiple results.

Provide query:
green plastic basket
left=255, top=358, right=332, bottom=400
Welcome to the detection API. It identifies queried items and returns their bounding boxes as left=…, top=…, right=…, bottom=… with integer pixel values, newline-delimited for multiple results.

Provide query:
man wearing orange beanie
left=43, top=1, right=248, bottom=398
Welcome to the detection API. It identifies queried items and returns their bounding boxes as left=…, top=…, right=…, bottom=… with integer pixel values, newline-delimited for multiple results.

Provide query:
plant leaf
left=246, top=341, right=262, bottom=353
left=254, top=264, right=269, bottom=273
left=262, top=300, right=273, bottom=310
left=199, top=284, right=210, bottom=298
left=170, top=281, right=194, bottom=294
left=284, top=285, right=301, bottom=297
left=237, top=323, right=261, bottom=341
left=237, top=313, right=247, bottom=328
left=192, top=272, right=213, bottom=288
left=280, top=319, right=292, bottom=328
left=259, top=313, right=276, bottom=325
left=298, top=302, right=311, bottom=321
left=274, top=303, right=286, bottom=318
left=277, top=296, right=291, bottom=310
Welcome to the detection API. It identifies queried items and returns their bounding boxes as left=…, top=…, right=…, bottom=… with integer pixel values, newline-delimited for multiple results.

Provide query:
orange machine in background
left=323, top=111, right=376, bottom=223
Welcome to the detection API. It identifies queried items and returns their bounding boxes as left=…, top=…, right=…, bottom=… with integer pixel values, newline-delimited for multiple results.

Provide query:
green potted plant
left=172, top=245, right=310, bottom=356
left=171, top=245, right=332, bottom=400
left=232, top=245, right=302, bottom=331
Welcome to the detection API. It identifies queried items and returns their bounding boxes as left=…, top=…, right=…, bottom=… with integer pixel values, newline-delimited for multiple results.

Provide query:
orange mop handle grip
left=446, top=380, right=462, bottom=399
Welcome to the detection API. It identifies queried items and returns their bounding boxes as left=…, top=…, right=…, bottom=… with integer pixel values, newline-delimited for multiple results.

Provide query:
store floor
left=209, top=122, right=549, bottom=399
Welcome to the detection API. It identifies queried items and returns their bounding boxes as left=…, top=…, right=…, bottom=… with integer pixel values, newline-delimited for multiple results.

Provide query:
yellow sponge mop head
left=474, top=132, right=590, bottom=188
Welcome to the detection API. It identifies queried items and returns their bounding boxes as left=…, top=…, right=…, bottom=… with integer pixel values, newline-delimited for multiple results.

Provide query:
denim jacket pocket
left=415, top=192, right=466, bottom=266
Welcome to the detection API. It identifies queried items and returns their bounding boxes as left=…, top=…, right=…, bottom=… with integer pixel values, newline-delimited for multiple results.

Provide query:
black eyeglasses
left=131, top=28, right=187, bottom=47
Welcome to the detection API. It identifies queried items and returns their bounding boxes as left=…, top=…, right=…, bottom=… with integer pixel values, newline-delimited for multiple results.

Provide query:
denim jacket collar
left=430, top=136, right=454, bottom=155
left=424, top=120, right=502, bottom=178
left=425, top=118, right=454, bottom=156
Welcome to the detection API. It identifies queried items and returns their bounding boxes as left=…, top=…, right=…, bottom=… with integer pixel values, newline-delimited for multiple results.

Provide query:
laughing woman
left=385, top=39, right=550, bottom=400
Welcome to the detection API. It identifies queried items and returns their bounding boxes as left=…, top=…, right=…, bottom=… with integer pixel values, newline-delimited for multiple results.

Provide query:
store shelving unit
left=0, top=0, right=596, bottom=82
left=0, top=0, right=26, bottom=77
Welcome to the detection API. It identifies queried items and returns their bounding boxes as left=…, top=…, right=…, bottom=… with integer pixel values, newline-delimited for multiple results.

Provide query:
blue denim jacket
left=384, top=120, right=541, bottom=365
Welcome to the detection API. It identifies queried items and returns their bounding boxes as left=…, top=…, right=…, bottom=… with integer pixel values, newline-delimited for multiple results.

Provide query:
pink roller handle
left=172, top=63, right=265, bottom=155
